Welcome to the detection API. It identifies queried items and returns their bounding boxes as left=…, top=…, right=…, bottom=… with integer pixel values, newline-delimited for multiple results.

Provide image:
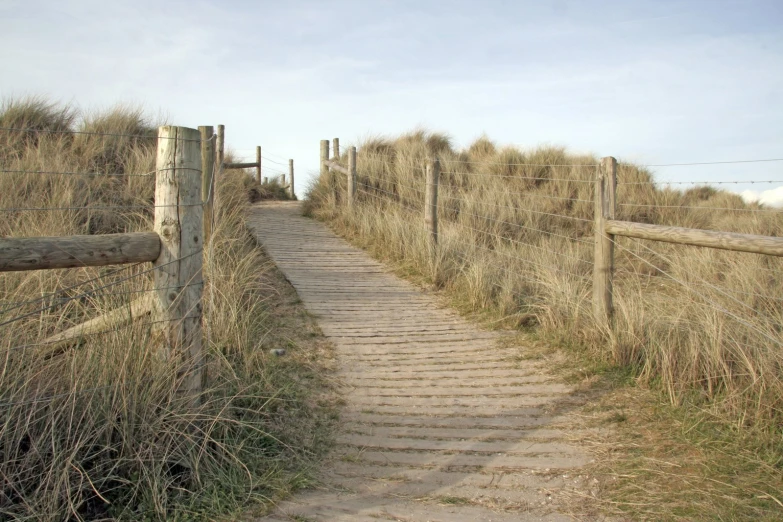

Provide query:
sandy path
left=249, top=201, right=599, bottom=521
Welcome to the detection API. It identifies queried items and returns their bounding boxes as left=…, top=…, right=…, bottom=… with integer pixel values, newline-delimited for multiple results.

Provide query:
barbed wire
left=0, top=249, right=203, bottom=329
left=358, top=179, right=593, bottom=244
left=0, top=262, right=148, bottom=315
left=359, top=172, right=594, bottom=224
left=261, top=156, right=288, bottom=167
left=611, top=236, right=783, bottom=348
left=615, top=236, right=776, bottom=319
left=0, top=341, right=206, bottom=409
left=0, top=126, right=211, bottom=142
left=2, top=312, right=201, bottom=355
left=0, top=169, right=156, bottom=178
left=618, top=179, right=783, bottom=186
left=621, top=158, right=783, bottom=167
left=0, top=203, right=200, bottom=213
left=617, top=202, right=783, bottom=213
left=440, top=170, right=596, bottom=184
left=355, top=184, right=592, bottom=276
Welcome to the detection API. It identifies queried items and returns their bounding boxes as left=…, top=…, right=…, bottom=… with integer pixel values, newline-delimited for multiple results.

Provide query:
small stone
left=270, top=348, right=286, bottom=356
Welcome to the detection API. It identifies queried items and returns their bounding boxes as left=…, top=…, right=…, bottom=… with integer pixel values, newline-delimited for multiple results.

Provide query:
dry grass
left=305, top=128, right=783, bottom=518
left=0, top=97, right=333, bottom=520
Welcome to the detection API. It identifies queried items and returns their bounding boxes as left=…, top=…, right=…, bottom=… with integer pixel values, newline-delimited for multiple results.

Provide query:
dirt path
left=249, top=201, right=603, bottom=521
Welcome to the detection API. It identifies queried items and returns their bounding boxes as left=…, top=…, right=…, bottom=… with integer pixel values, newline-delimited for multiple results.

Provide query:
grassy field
left=0, top=98, right=335, bottom=521
left=305, top=129, right=783, bottom=519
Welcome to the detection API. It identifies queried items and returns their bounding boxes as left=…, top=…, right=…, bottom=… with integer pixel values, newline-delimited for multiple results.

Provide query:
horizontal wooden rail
left=223, top=161, right=259, bottom=169
left=605, top=220, right=783, bottom=257
left=40, top=294, right=156, bottom=356
left=0, top=232, right=161, bottom=271
left=323, top=160, right=349, bottom=175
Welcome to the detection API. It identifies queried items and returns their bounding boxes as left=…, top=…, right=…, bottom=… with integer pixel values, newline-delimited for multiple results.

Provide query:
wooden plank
left=0, top=232, right=160, bottom=272
left=39, top=294, right=156, bottom=355
left=153, top=126, right=204, bottom=401
left=605, top=219, right=783, bottom=257
left=332, top=137, right=340, bottom=159
left=593, top=157, right=616, bottom=324
left=223, top=161, right=258, bottom=169
left=323, top=160, right=349, bottom=175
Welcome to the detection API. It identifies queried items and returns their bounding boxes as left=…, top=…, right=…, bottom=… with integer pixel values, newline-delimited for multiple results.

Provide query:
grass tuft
left=0, top=98, right=331, bottom=520
left=306, top=129, right=783, bottom=518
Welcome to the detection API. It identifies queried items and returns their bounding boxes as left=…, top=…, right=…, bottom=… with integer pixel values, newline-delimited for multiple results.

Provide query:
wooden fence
left=320, top=138, right=783, bottom=334
left=220, top=128, right=296, bottom=198
left=0, top=125, right=212, bottom=401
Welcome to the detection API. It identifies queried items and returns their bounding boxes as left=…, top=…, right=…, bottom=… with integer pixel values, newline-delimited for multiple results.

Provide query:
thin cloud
left=741, top=186, right=783, bottom=208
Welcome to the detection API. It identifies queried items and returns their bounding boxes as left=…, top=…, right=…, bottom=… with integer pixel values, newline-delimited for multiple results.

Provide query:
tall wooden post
left=593, top=156, right=617, bottom=327
left=215, top=124, right=224, bottom=216
left=347, top=146, right=357, bottom=206
left=198, top=126, right=215, bottom=244
left=333, top=137, right=340, bottom=160
left=256, top=146, right=262, bottom=183
left=320, top=140, right=329, bottom=178
left=154, top=126, right=204, bottom=403
left=216, top=125, right=225, bottom=169
left=289, top=159, right=295, bottom=198
left=425, top=158, right=440, bottom=246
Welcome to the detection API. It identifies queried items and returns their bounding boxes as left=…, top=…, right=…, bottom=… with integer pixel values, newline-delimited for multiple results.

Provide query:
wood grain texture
left=347, top=147, right=356, bottom=206
left=153, top=126, right=204, bottom=400
left=425, top=158, right=440, bottom=246
left=256, top=146, right=261, bottom=183
left=40, top=294, right=155, bottom=355
left=216, top=124, right=224, bottom=212
left=323, top=160, right=349, bottom=175
left=222, top=161, right=258, bottom=169
left=593, top=157, right=616, bottom=324
left=606, top=219, right=783, bottom=256
left=0, top=232, right=160, bottom=271
left=289, top=159, right=295, bottom=198
left=320, top=139, right=329, bottom=178
left=199, top=126, right=215, bottom=244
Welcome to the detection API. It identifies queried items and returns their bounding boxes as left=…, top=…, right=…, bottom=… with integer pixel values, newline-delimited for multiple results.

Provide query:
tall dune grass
left=0, top=98, right=323, bottom=520
left=306, top=129, right=783, bottom=439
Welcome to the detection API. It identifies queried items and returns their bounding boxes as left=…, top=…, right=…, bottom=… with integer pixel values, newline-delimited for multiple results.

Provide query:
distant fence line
left=319, top=137, right=783, bottom=333
left=218, top=126, right=295, bottom=198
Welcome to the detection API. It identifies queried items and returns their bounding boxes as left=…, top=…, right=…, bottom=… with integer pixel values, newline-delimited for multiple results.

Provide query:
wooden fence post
left=154, top=126, right=204, bottom=403
left=593, top=156, right=617, bottom=327
left=198, top=126, right=215, bottom=244
left=333, top=137, right=340, bottom=159
left=320, top=140, right=329, bottom=178
left=348, top=146, right=357, bottom=206
left=289, top=159, right=295, bottom=198
left=425, top=158, right=440, bottom=246
left=216, top=124, right=224, bottom=216
left=216, top=125, right=225, bottom=168
left=256, top=146, right=261, bottom=183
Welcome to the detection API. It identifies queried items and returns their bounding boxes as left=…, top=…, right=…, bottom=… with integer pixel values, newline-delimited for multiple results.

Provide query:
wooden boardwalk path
left=249, top=201, right=598, bottom=522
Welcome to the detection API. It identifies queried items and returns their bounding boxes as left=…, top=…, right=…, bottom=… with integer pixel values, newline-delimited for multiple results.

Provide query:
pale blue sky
left=1, top=0, right=782, bottom=199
